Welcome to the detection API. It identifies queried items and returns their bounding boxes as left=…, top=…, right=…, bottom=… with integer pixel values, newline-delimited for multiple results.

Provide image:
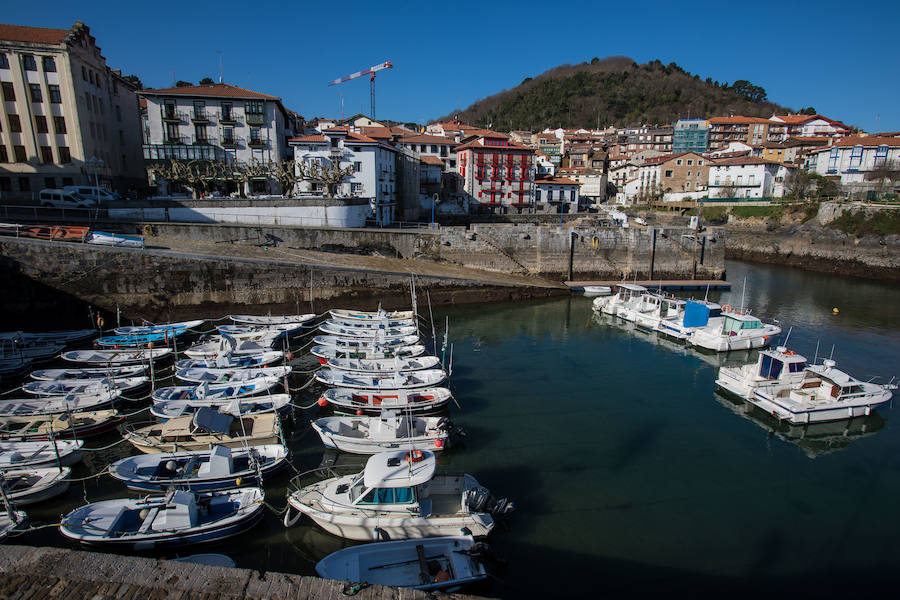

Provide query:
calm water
left=10, top=260, right=900, bottom=598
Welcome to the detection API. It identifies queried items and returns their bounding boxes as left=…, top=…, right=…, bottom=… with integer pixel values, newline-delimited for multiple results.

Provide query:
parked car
left=39, top=189, right=98, bottom=209
left=63, top=186, right=120, bottom=203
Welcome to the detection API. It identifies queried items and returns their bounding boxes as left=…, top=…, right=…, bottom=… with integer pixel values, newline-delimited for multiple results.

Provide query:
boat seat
left=137, top=507, right=160, bottom=533
left=199, top=446, right=233, bottom=477
left=152, top=491, right=198, bottom=531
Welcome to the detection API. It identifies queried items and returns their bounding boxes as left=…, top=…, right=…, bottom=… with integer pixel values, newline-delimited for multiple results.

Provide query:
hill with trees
left=435, top=57, right=797, bottom=130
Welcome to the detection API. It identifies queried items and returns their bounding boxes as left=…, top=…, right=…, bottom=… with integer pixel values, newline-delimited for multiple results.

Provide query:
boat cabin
left=803, top=360, right=872, bottom=401
left=756, top=347, right=807, bottom=381
left=681, top=301, right=722, bottom=328
left=344, top=450, right=436, bottom=511
left=720, top=313, right=765, bottom=336
left=613, top=284, right=648, bottom=302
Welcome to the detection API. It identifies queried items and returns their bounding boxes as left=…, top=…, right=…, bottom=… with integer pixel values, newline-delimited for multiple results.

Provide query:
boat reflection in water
left=713, top=391, right=886, bottom=458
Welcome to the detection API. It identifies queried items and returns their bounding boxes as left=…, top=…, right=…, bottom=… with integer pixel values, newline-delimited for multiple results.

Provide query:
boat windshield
left=356, top=486, right=416, bottom=505
left=759, top=355, right=783, bottom=380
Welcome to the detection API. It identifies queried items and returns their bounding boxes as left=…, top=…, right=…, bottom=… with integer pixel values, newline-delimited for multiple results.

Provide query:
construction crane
left=329, top=61, right=393, bottom=120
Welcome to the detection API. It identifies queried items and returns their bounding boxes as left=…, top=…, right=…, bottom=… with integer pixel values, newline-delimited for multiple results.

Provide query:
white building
left=289, top=127, right=397, bottom=225
left=807, top=136, right=900, bottom=197
left=770, top=114, right=851, bottom=140
left=396, top=133, right=458, bottom=171
left=534, top=175, right=580, bottom=214
left=139, top=82, right=300, bottom=194
left=708, top=156, right=792, bottom=198
left=0, top=22, right=144, bottom=200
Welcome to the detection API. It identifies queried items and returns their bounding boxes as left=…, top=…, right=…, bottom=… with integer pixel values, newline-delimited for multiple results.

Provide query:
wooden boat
left=324, top=316, right=417, bottom=329
left=0, top=467, right=70, bottom=505
left=0, top=334, right=65, bottom=363
left=285, top=450, right=512, bottom=540
left=31, top=365, right=147, bottom=381
left=326, top=356, right=440, bottom=374
left=312, top=412, right=453, bottom=454
left=176, top=365, right=292, bottom=384
left=0, top=357, right=32, bottom=378
left=17, top=224, right=89, bottom=241
left=0, top=440, right=84, bottom=469
left=151, top=377, right=282, bottom=403
left=24, top=376, right=147, bottom=396
left=183, top=337, right=280, bottom=359
left=330, top=309, right=415, bottom=322
left=174, top=351, right=285, bottom=371
left=312, top=344, right=425, bottom=366
left=313, top=335, right=420, bottom=350
left=108, top=444, right=288, bottom=492
left=61, top=348, right=173, bottom=365
left=0, top=511, right=28, bottom=541
left=315, top=536, right=489, bottom=592
left=114, top=320, right=204, bottom=335
left=97, top=331, right=188, bottom=348
left=59, top=487, right=265, bottom=549
left=86, top=231, right=144, bottom=248
left=315, top=369, right=447, bottom=390
left=217, top=323, right=306, bottom=337
left=151, top=394, right=291, bottom=420
left=319, top=322, right=417, bottom=339
left=13, top=329, right=97, bottom=346
left=582, top=285, right=612, bottom=297
left=231, top=314, right=316, bottom=326
left=0, top=391, right=120, bottom=417
left=320, top=388, right=453, bottom=415
left=0, top=410, right=125, bottom=440
left=122, top=409, right=281, bottom=453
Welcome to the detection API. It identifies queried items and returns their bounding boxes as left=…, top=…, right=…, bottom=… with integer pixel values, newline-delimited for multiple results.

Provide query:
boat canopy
left=616, top=284, right=647, bottom=292
left=683, top=301, right=712, bottom=328
left=363, top=450, right=435, bottom=488
left=192, top=408, right=232, bottom=434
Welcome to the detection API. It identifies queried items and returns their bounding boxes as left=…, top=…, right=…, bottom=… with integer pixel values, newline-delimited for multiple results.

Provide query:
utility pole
left=691, top=198, right=703, bottom=280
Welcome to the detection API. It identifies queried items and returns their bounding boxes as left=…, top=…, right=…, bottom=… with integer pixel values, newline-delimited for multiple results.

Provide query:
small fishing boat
left=311, top=344, right=426, bottom=365
left=0, top=467, right=70, bottom=505
left=0, top=357, right=32, bottom=378
left=656, top=300, right=723, bottom=341
left=61, top=348, right=173, bottom=365
left=0, top=334, right=65, bottom=363
left=315, top=369, right=447, bottom=390
left=97, top=331, right=188, bottom=348
left=59, top=487, right=265, bottom=549
left=591, top=283, right=647, bottom=316
left=319, top=322, right=418, bottom=339
left=150, top=394, right=291, bottom=420
left=285, top=449, right=512, bottom=540
left=326, top=356, right=440, bottom=374
left=313, top=335, right=420, bottom=350
left=582, top=285, right=612, bottom=297
left=108, top=445, right=288, bottom=492
left=24, top=376, right=147, bottom=396
left=31, top=365, right=147, bottom=381
left=123, top=409, right=281, bottom=453
left=13, top=329, right=97, bottom=346
left=217, top=323, right=306, bottom=337
left=230, top=314, right=316, bottom=326
left=86, top=230, right=144, bottom=248
left=315, top=536, right=489, bottom=592
left=0, top=391, right=120, bottom=417
left=312, top=412, right=454, bottom=454
left=324, top=315, right=417, bottom=329
left=176, top=365, right=292, bottom=384
left=320, top=388, right=453, bottom=414
left=689, top=309, right=781, bottom=352
left=16, top=224, right=89, bottom=241
left=0, top=409, right=125, bottom=440
left=151, top=377, right=283, bottom=403
left=0, top=440, right=84, bottom=469
left=183, top=337, right=280, bottom=359
left=330, top=308, right=415, bottom=322
left=114, top=320, right=205, bottom=335
left=174, top=351, right=285, bottom=371
left=0, top=511, right=28, bottom=541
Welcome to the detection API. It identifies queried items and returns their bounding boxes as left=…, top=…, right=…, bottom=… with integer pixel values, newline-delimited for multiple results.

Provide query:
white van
left=39, top=189, right=98, bottom=209
left=63, top=185, right=119, bottom=203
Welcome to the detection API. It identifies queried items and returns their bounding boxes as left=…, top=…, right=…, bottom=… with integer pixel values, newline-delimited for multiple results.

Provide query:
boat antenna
left=783, top=326, right=792, bottom=348
left=739, top=276, right=747, bottom=314
left=829, top=344, right=835, bottom=361
left=813, top=339, right=820, bottom=364
left=704, top=283, right=710, bottom=302
left=426, top=290, right=437, bottom=356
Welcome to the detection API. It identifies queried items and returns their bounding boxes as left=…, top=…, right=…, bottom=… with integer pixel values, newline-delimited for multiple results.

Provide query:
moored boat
left=231, top=314, right=316, bottom=326
left=176, top=365, right=292, bottom=384
left=312, top=411, right=453, bottom=454
left=315, top=369, right=447, bottom=390
left=114, top=320, right=204, bottom=335
left=0, top=467, right=70, bottom=505
left=86, top=231, right=144, bottom=248
left=175, top=351, right=285, bottom=371
left=122, top=409, right=281, bottom=453
left=0, top=391, right=120, bottom=417
left=689, top=309, right=781, bottom=352
left=151, top=377, right=283, bottom=403
left=320, top=388, right=453, bottom=414
left=23, top=377, right=147, bottom=396
left=150, top=394, right=291, bottom=420
left=311, top=344, right=426, bottom=365
left=0, top=410, right=125, bottom=440
left=326, top=356, right=440, bottom=374
left=61, top=348, right=173, bottom=365
left=30, top=365, right=147, bottom=381
left=319, top=322, right=417, bottom=339
left=330, top=308, right=415, bottom=322
left=0, top=440, right=84, bottom=469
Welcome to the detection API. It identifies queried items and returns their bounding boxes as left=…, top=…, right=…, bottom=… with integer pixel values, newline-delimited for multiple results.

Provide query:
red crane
left=329, top=61, right=393, bottom=121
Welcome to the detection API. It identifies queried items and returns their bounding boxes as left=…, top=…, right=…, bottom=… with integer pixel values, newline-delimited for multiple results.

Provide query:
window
left=430, top=145, right=438, bottom=153
left=353, top=161, right=361, bottom=172
left=2, top=82, right=14, bottom=101
left=18, top=176, right=30, bottom=191
left=119, top=130, right=124, bottom=144
left=48, top=85, right=61, bottom=103
left=686, top=182, right=691, bottom=189
left=687, top=159, right=693, bottom=166
left=62, top=177, right=73, bottom=186
left=115, top=105, right=121, bottom=122
left=245, top=100, right=264, bottom=114
left=41, top=56, right=56, bottom=72
left=195, top=125, right=207, bottom=142
left=0, top=177, right=9, bottom=191
left=748, top=174, right=755, bottom=186
left=35, top=115, right=48, bottom=133
left=351, top=182, right=362, bottom=194
left=0, top=53, right=8, bottom=68
left=736, top=175, right=743, bottom=185
left=0, top=146, right=7, bottom=162
left=81, top=65, right=87, bottom=81
left=849, top=145, right=863, bottom=170
left=329, top=136, right=338, bottom=148
left=664, top=170, right=673, bottom=177
left=687, top=170, right=692, bottom=177
left=875, top=145, right=889, bottom=167
left=165, top=122, right=179, bottom=143
left=222, top=126, right=234, bottom=143
left=676, top=159, right=682, bottom=165
left=9, top=115, right=21, bottom=133
left=58, top=146, right=70, bottom=163
left=89, top=70, right=94, bottom=84
left=29, top=84, right=42, bottom=102
left=698, top=160, right=704, bottom=166
left=44, top=177, right=55, bottom=189
left=193, top=100, right=205, bottom=118
left=827, top=147, right=839, bottom=173
left=221, top=102, right=232, bottom=120
left=250, top=127, right=262, bottom=144
left=22, top=54, right=36, bottom=71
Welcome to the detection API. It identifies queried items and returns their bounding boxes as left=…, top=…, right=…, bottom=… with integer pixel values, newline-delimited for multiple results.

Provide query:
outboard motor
left=436, top=416, right=467, bottom=438
left=464, top=486, right=515, bottom=517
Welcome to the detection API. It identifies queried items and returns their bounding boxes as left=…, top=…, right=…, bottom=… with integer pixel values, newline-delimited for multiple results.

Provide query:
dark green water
left=11, top=261, right=900, bottom=598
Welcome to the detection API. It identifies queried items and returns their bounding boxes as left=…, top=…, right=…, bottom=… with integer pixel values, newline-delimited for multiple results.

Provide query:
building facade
left=672, top=119, right=709, bottom=153
left=0, top=22, right=144, bottom=200
left=807, top=136, right=900, bottom=197
left=455, top=132, right=535, bottom=213
left=534, top=175, right=581, bottom=214
left=632, top=151, right=709, bottom=202
left=708, top=157, right=790, bottom=198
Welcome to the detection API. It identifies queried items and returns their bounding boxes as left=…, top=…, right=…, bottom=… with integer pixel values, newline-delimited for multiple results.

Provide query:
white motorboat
left=716, top=346, right=809, bottom=402
left=175, top=351, right=285, bottom=371
left=311, top=344, right=426, bottom=365
left=123, top=409, right=281, bottom=453
left=320, top=388, right=453, bottom=414
left=689, top=309, right=781, bottom=352
left=114, top=320, right=204, bottom=335
left=151, top=377, right=282, bottom=404
left=61, top=348, right=173, bottom=365
left=326, top=356, right=440, bottom=374
left=330, top=308, right=415, bottom=322
left=230, top=313, right=316, bottom=326
left=632, top=297, right=685, bottom=331
left=315, top=369, right=447, bottom=390
left=313, top=335, right=420, bottom=350
left=0, top=467, right=70, bottom=505
left=24, top=376, right=147, bottom=396
left=59, top=488, right=265, bottom=549
left=312, top=412, right=453, bottom=454
left=109, top=445, right=288, bottom=492
left=319, top=322, right=418, bottom=339
left=592, top=284, right=648, bottom=316
left=151, top=394, right=291, bottom=420
left=0, top=391, right=120, bottom=417
left=285, top=449, right=512, bottom=541
left=315, top=535, right=489, bottom=592
left=86, top=230, right=145, bottom=248
left=0, top=440, right=84, bottom=469
left=0, top=511, right=28, bottom=541
left=176, top=365, right=292, bottom=384
left=656, top=300, right=723, bottom=341
left=582, top=285, right=612, bottom=297
left=30, top=365, right=147, bottom=381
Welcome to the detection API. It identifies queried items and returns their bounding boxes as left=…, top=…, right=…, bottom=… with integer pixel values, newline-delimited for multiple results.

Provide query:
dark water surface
left=10, top=260, right=900, bottom=598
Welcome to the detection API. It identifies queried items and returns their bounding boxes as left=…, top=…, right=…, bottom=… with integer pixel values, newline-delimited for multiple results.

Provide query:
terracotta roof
left=708, top=116, right=775, bottom=125
left=758, top=142, right=786, bottom=149
left=359, top=126, right=412, bottom=140
left=774, top=114, right=850, bottom=130
left=420, top=156, right=444, bottom=166
left=398, top=134, right=459, bottom=146
left=289, top=134, right=327, bottom=143
left=535, top=176, right=580, bottom=186
left=831, top=136, right=900, bottom=148
left=642, top=151, right=703, bottom=165
left=140, top=83, right=280, bottom=100
left=0, top=23, right=69, bottom=45
left=455, top=136, right=534, bottom=152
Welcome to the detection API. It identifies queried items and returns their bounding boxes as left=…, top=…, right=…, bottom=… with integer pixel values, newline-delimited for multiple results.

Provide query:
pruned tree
left=865, top=160, right=900, bottom=192
left=784, top=170, right=813, bottom=200
left=272, top=160, right=304, bottom=197
left=717, top=183, right=737, bottom=198
left=297, top=159, right=355, bottom=198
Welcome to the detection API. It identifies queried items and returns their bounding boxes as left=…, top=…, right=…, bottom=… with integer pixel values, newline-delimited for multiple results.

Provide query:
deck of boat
left=566, top=279, right=731, bottom=291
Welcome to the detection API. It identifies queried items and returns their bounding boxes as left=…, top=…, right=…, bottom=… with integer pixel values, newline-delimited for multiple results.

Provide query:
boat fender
left=405, top=449, right=425, bottom=463
left=283, top=505, right=302, bottom=527
left=591, top=235, right=600, bottom=250
left=434, top=570, right=451, bottom=583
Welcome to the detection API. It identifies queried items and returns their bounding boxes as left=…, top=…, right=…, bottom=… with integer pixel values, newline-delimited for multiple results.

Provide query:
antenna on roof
left=216, top=50, right=223, bottom=83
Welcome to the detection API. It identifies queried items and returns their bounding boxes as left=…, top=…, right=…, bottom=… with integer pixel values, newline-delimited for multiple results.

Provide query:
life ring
left=722, top=304, right=733, bottom=313
left=784, top=350, right=795, bottom=356
left=97, top=315, right=104, bottom=328
left=405, top=449, right=425, bottom=463
left=591, top=235, right=600, bottom=250
left=283, top=504, right=302, bottom=527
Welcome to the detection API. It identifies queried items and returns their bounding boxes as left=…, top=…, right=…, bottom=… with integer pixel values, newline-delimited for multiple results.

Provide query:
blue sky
left=6, top=0, right=898, bottom=132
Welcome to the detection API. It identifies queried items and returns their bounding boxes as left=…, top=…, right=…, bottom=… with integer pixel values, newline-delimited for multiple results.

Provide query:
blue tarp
left=683, top=301, right=710, bottom=328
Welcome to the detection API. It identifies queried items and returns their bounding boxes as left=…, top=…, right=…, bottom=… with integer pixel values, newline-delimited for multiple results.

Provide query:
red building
left=455, top=132, right=535, bottom=213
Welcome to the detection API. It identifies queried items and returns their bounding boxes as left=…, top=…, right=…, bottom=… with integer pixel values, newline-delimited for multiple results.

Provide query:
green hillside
left=436, top=57, right=793, bottom=130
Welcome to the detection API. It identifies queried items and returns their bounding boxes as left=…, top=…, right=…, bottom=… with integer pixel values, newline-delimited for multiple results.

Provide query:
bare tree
left=272, top=160, right=304, bottom=197
left=865, top=160, right=900, bottom=193
left=716, top=183, right=737, bottom=198
left=297, top=160, right=355, bottom=198
left=784, top=170, right=812, bottom=200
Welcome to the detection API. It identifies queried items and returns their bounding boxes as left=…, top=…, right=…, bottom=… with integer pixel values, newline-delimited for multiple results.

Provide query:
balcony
left=222, top=136, right=242, bottom=148
left=191, top=111, right=210, bottom=123
left=245, top=113, right=265, bottom=126
left=192, top=137, right=212, bottom=146
left=219, top=112, right=239, bottom=125
left=162, top=136, right=188, bottom=145
left=248, top=138, right=266, bottom=148
left=161, top=108, right=185, bottom=123
left=143, top=143, right=226, bottom=163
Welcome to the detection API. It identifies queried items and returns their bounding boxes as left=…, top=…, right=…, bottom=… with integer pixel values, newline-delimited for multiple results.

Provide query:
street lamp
left=431, top=193, right=439, bottom=230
